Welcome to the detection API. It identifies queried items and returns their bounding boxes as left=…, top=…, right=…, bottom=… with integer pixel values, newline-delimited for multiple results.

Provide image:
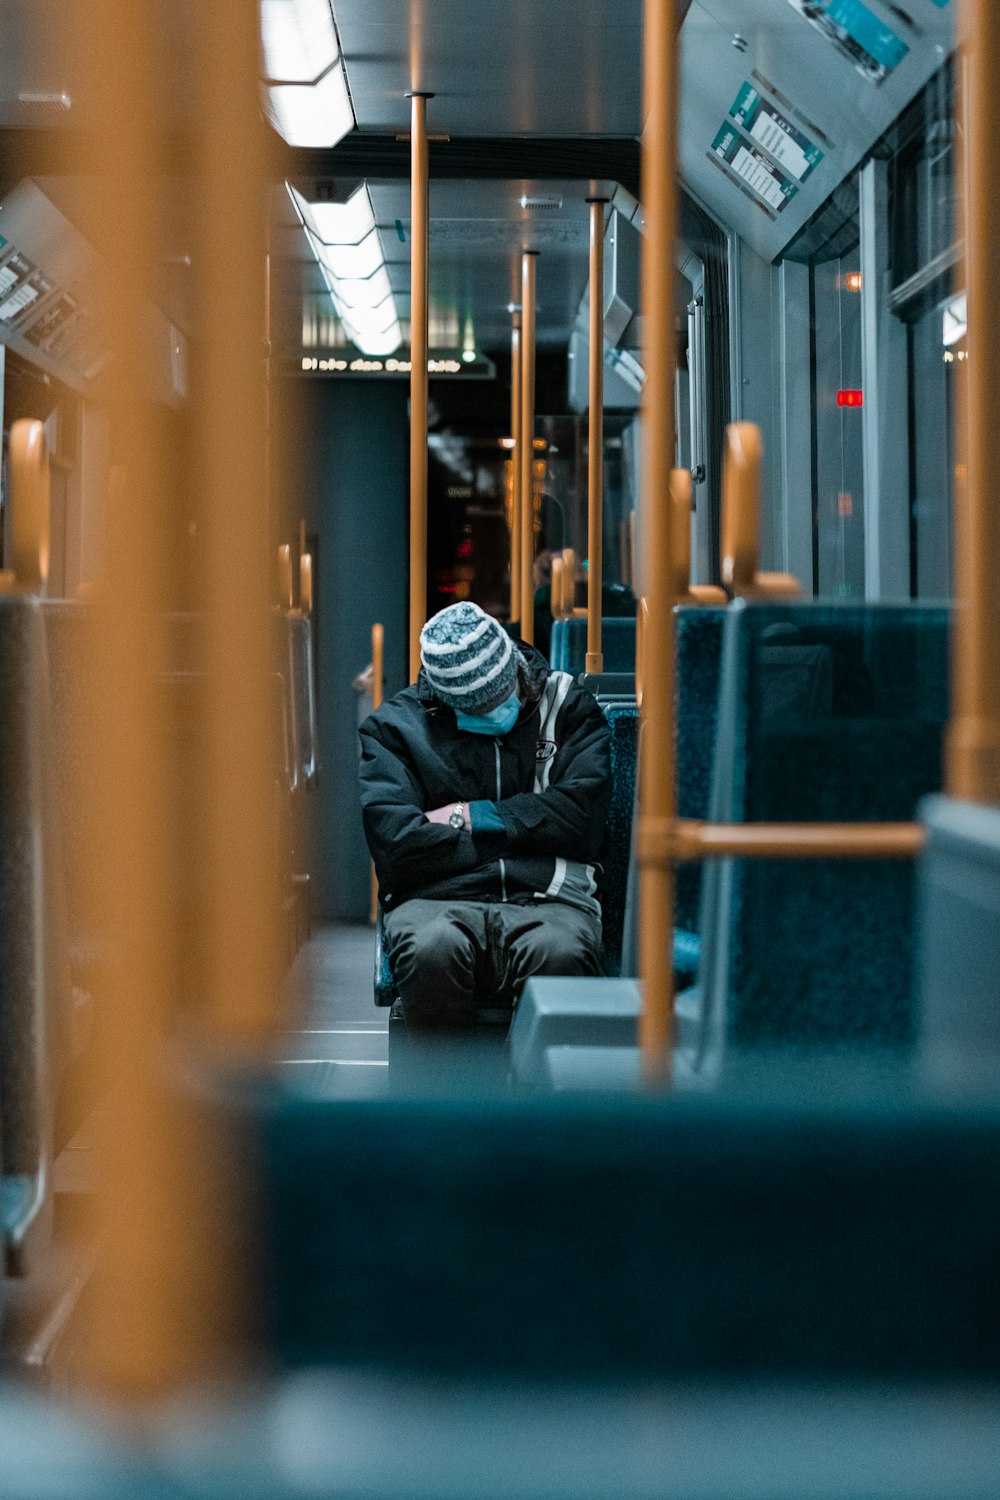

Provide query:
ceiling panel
left=334, top=0, right=648, bottom=136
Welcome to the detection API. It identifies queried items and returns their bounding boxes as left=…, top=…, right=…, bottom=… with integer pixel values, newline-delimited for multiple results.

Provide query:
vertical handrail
left=519, top=251, right=539, bottom=643
left=637, top=0, right=679, bottom=1084
left=551, top=554, right=566, bottom=620
left=670, top=468, right=692, bottom=598
left=586, top=198, right=608, bottom=674
left=562, top=548, right=578, bottom=614
left=299, top=553, right=313, bottom=618
left=82, top=0, right=206, bottom=1397
left=8, top=420, right=51, bottom=591
left=408, top=92, right=432, bottom=682
left=947, top=0, right=1000, bottom=804
left=636, top=595, right=649, bottom=710
left=510, top=313, right=522, bottom=625
left=720, top=423, right=761, bottom=593
left=370, top=622, right=384, bottom=924
left=195, top=0, right=278, bottom=1039
left=277, top=543, right=294, bottom=611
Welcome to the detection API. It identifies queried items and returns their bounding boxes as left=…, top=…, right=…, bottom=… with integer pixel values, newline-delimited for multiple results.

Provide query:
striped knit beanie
left=419, top=602, right=524, bottom=712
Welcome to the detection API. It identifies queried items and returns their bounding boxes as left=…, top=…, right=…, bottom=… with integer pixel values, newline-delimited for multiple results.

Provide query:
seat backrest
left=696, top=602, right=949, bottom=1066
left=674, top=607, right=727, bottom=941
left=621, top=606, right=727, bottom=975
left=599, top=701, right=639, bottom=977
left=288, top=615, right=318, bottom=787
left=550, top=617, right=636, bottom=675
left=0, top=595, right=65, bottom=1269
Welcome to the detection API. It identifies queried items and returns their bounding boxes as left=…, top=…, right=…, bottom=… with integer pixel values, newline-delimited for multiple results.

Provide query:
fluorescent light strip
left=288, top=180, right=402, bottom=357
left=261, top=0, right=339, bottom=84
left=266, top=59, right=354, bottom=149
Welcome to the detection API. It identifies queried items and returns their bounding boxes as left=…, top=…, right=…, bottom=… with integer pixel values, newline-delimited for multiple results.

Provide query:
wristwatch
left=448, top=801, right=466, bottom=830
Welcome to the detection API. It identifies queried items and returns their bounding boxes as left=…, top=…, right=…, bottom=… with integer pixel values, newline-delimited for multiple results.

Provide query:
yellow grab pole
left=519, top=251, right=539, bottom=642
left=370, top=622, right=384, bottom=923
left=720, top=423, right=761, bottom=593
left=948, top=0, right=1000, bottom=803
left=551, top=554, right=566, bottom=620
left=195, top=0, right=278, bottom=1042
left=408, top=92, right=432, bottom=681
left=82, top=0, right=202, bottom=1398
left=8, top=421, right=51, bottom=590
left=586, top=198, right=608, bottom=673
left=671, top=468, right=692, bottom=598
left=510, top=313, right=522, bottom=624
left=637, top=0, right=679, bottom=1084
left=299, top=553, right=314, bottom=617
left=277, top=543, right=294, bottom=611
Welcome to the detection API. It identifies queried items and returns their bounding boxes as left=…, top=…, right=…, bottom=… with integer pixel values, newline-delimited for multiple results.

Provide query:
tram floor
left=276, top=922, right=390, bottom=1096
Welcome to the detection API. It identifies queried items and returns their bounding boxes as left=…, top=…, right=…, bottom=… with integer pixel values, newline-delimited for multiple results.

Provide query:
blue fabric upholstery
left=254, top=1081, right=1000, bottom=1380
left=620, top=607, right=726, bottom=978
left=598, top=702, right=638, bottom=977
left=697, top=603, right=950, bottom=1057
left=674, top=608, right=727, bottom=950
left=549, top=617, right=636, bottom=675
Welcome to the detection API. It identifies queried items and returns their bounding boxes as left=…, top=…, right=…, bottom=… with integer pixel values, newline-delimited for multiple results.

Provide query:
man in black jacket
left=359, top=601, right=611, bottom=1030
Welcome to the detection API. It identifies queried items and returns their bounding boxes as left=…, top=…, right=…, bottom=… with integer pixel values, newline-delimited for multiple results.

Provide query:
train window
left=888, top=60, right=960, bottom=600
left=809, top=192, right=865, bottom=600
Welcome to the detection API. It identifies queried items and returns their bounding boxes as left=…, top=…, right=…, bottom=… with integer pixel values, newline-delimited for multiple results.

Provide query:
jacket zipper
left=495, top=738, right=507, bottom=902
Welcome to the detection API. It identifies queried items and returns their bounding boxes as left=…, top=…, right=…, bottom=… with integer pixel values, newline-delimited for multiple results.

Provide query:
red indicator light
left=837, top=389, right=863, bottom=408
left=457, top=539, right=474, bottom=559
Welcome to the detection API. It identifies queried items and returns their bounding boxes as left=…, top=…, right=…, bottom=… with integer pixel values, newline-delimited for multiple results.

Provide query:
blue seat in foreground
left=249, top=1078, right=1000, bottom=1382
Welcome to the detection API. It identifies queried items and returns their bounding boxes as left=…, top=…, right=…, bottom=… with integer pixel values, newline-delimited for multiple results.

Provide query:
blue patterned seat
left=597, top=702, right=638, bottom=977
left=695, top=602, right=950, bottom=1059
left=549, top=617, right=636, bottom=674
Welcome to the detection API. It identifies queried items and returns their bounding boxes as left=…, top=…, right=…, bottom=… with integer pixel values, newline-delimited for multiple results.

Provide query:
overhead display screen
left=786, top=0, right=909, bottom=85
left=730, top=83, right=825, bottom=183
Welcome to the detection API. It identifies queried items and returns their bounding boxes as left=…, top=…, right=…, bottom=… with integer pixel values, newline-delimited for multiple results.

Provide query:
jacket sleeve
left=358, top=716, right=484, bottom=894
left=495, top=691, right=611, bottom=861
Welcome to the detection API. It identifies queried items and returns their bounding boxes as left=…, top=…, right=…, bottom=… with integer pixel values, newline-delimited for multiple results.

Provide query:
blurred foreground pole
left=83, top=0, right=201, bottom=1397
left=637, top=0, right=678, bottom=1084
left=947, top=0, right=1000, bottom=805
left=193, top=0, right=279, bottom=1048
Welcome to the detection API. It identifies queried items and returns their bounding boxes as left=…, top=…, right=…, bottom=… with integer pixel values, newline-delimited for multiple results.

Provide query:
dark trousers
left=383, top=899, right=603, bottom=1031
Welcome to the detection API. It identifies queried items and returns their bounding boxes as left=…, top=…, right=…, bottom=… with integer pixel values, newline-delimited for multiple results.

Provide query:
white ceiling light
left=330, top=265, right=393, bottom=312
left=265, top=60, right=354, bottom=149
left=311, top=229, right=382, bottom=282
left=346, top=322, right=403, bottom=358
left=261, top=0, right=339, bottom=82
left=288, top=180, right=402, bottom=357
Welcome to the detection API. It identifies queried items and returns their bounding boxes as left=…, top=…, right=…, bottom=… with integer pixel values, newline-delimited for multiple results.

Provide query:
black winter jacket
left=358, top=645, right=612, bottom=911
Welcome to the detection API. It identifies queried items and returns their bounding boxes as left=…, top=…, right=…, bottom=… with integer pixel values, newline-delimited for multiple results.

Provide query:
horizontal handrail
left=636, top=817, right=925, bottom=865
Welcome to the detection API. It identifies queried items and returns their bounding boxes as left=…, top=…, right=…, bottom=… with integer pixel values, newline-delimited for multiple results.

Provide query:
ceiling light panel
left=307, top=185, right=376, bottom=247
left=261, top=0, right=339, bottom=82
left=312, top=229, right=383, bottom=282
left=289, top=176, right=402, bottom=356
left=266, top=59, right=354, bottom=148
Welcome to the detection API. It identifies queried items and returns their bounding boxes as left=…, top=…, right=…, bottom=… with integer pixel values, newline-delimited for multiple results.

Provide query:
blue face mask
left=456, top=687, right=521, bottom=736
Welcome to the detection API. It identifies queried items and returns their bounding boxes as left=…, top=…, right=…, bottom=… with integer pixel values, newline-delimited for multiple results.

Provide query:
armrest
left=373, top=906, right=398, bottom=1008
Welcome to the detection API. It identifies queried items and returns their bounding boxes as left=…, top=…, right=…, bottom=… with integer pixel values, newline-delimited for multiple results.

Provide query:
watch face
left=449, top=808, right=464, bottom=828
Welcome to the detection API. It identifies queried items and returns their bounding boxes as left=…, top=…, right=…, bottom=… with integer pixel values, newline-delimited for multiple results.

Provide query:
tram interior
left=1, top=0, right=999, bottom=1496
